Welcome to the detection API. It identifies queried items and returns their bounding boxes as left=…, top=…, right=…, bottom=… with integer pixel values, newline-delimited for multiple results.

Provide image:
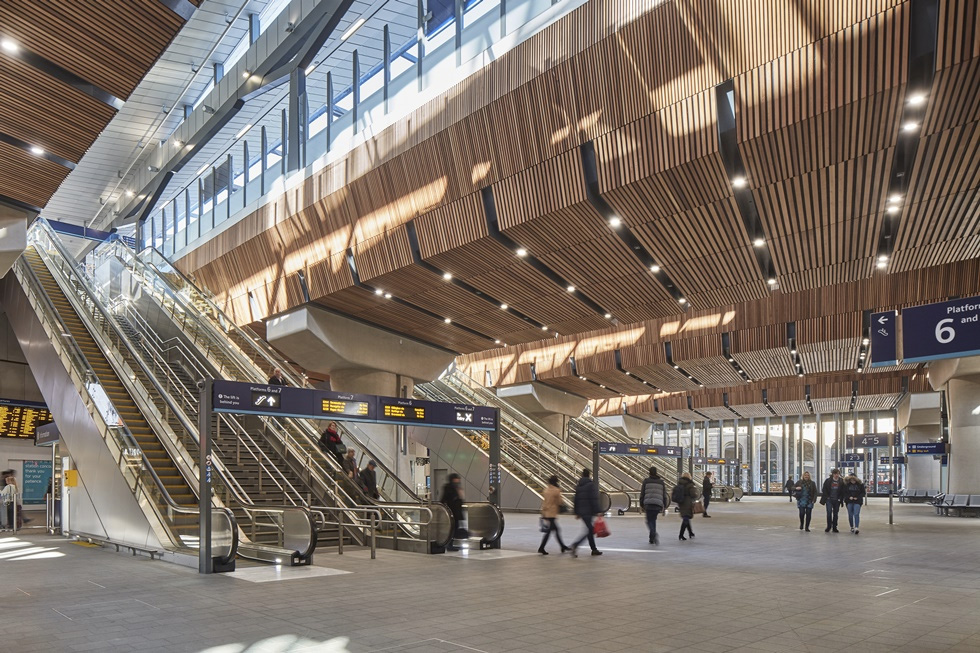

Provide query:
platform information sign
left=837, top=461, right=858, bottom=467
left=879, top=456, right=906, bottom=464
left=906, top=442, right=947, bottom=455
left=846, top=433, right=894, bottom=448
left=842, top=453, right=865, bottom=462
left=692, top=457, right=740, bottom=465
left=0, top=399, right=53, bottom=439
left=212, top=380, right=497, bottom=430
left=870, top=310, right=899, bottom=367
left=902, top=295, right=980, bottom=363
left=596, top=442, right=683, bottom=457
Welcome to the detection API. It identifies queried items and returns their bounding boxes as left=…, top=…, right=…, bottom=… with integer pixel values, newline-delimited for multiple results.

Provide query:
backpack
left=671, top=482, right=686, bottom=505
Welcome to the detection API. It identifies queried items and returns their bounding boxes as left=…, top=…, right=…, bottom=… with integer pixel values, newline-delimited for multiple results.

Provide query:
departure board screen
left=0, top=404, right=54, bottom=439
left=321, top=398, right=370, bottom=417
left=382, top=403, right=426, bottom=421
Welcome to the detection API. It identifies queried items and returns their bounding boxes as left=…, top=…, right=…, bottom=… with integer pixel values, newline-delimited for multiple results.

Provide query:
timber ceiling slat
left=936, top=0, right=980, bottom=70
left=0, top=57, right=117, bottom=163
left=728, top=404, right=772, bottom=419
left=0, top=142, right=69, bottom=208
left=0, top=0, right=185, bottom=100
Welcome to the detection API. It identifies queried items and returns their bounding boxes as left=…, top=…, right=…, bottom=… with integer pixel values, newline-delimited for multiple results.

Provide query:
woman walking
left=675, top=473, right=698, bottom=541
left=538, top=476, right=570, bottom=554
left=794, top=471, right=818, bottom=532
left=844, top=473, right=866, bottom=534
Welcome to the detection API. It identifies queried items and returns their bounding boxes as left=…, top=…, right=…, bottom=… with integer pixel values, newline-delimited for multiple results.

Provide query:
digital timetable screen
left=382, top=403, right=426, bottom=421
left=0, top=404, right=54, bottom=439
left=321, top=398, right=371, bottom=417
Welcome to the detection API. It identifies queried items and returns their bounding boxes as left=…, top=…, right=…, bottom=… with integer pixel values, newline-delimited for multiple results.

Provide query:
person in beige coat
left=538, top=475, right=570, bottom=554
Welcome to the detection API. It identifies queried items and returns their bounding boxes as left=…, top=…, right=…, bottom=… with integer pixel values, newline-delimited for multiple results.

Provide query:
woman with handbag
left=538, top=476, right=570, bottom=555
left=675, top=473, right=698, bottom=541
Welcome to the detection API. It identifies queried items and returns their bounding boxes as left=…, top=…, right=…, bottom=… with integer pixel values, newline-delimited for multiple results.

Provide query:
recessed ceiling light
left=878, top=254, right=888, bottom=262
left=791, top=348, right=797, bottom=355
left=888, top=194, right=902, bottom=204
left=444, top=318, right=451, bottom=324
left=609, top=216, right=621, bottom=228
left=242, top=70, right=250, bottom=78
left=494, top=339, right=501, bottom=344
left=541, top=325, right=548, bottom=331
left=624, top=371, right=630, bottom=375
left=678, top=297, right=686, bottom=304
left=732, top=176, right=747, bottom=189
left=384, top=292, right=392, bottom=299
left=673, top=364, right=679, bottom=369
left=566, top=285, right=575, bottom=293
left=374, top=288, right=383, bottom=295
left=767, top=277, right=776, bottom=285
left=126, top=190, right=134, bottom=198
left=798, top=373, right=804, bottom=377
left=604, top=313, right=612, bottom=319
left=752, top=238, right=765, bottom=247
left=599, top=385, right=606, bottom=389
left=1, top=39, right=18, bottom=53
left=516, top=248, right=527, bottom=257
left=442, top=272, right=452, bottom=281
left=908, top=94, right=926, bottom=106
left=886, top=205, right=900, bottom=214
left=173, top=139, right=183, bottom=147
left=876, top=261, right=887, bottom=269
left=30, top=146, right=44, bottom=156
left=650, top=264, right=661, bottom=273
left=862, top=337, right=869, bottom=345
left=500, top=303, right=508, bottom=310
left=902, top=122, right=919, bottom=132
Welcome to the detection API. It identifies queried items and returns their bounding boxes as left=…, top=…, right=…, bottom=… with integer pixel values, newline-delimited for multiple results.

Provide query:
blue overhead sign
left=902, top=295, right=980, bottom=364
left=879, top=456, right=906, bottom=464
left=846, top=433, right=894, bottom=448
left=870, top=310, right=898, bottom=367
left=906, top=442, right=947, bottom=455
left=596, top=442, right=683, bottom=457
left=842, top=453, right=865, bottom=462
left=837, top=461, right=858, bottom=467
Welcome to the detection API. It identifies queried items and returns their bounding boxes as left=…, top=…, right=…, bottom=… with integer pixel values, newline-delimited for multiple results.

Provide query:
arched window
left=724, top=443, right=743, bottom=459
left=803, top=441, right=815, bottom=461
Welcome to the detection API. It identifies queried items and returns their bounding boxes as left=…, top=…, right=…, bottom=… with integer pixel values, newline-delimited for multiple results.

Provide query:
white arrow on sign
left=877, top=315, right=889, bottom=325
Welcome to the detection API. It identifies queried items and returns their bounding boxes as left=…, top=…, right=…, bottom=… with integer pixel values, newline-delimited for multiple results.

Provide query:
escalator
left=83, top=235, right=484, bottom=553
left=15, top=222, right=318, bottom=566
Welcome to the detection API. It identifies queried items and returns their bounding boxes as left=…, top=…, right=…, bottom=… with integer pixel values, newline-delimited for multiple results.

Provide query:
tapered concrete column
left=596, top=414, right=653, bottom=442
left=906, top=423, right=942, bottom=491
left=0, top=205, right=30, bottom=277
left=946, top=376, right=980, bottom=494
left=497, top=382, right=586, bottom=440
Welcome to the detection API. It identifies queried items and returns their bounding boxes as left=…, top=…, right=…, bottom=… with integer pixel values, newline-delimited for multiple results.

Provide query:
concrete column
left=906, top=423, right=942, bottom=491
left=947, top=376, right=980, bottom=494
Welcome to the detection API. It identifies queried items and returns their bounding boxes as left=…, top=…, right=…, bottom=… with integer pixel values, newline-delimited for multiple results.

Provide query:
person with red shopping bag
left=570, top=468, right=603, bottom=557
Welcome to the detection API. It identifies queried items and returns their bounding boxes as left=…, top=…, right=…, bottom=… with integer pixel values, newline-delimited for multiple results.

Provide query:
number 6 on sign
left=936, top=318, right=955, bottom=344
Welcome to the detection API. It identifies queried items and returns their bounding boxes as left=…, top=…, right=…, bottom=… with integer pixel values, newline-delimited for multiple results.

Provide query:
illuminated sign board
left=596, top=442, right=683, bottom=457
left=0, top=400, right=53, bottom=439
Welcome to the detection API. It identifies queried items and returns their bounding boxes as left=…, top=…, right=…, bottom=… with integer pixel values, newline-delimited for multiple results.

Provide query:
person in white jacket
left=1, top=475, right=18, bottom=531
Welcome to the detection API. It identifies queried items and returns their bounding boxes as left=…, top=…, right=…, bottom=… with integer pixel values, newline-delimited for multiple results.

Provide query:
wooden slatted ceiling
left=727, top=404, right=772, bottom=419
left=542, top=377, right=619, bottom=399
left=625, top=364, right=701, bottom=392
left=0, top=57, right=117, bottom=163
left=811, top=398, right=852, bottom=413
left=0, top=0, right=186, bottom=100
left=0, top=141, right=69, bottom=208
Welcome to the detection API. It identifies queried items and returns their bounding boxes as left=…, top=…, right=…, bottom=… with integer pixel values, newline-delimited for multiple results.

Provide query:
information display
left=879, top=456, right=906, bottom=464
left=0, top=400, right=53, bottom=439
left=22, top=459, right=52, bottom=506
left=692, top=457, right=739, bottom=465
left=596, top=442, right=684, bottom=457
left=842, top=453, right=865, bottom=462
left=870, top=310, right=898, bottom=367
left=846, top=433, right=894, bottom=448
left=212, top=380, right=496, bottom=430
left=906, top=442, right=947, bottom=455
left=902, top=295, right=980, bottom=363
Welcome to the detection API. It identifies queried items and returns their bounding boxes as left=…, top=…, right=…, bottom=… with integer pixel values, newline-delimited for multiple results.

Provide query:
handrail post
left=371, top=513, right=377, bottom=559
left=338, top=510, right=344, bottom=555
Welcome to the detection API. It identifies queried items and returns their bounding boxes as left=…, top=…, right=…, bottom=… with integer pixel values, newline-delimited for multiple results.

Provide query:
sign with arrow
left=870, top=310, right=898, bottom=367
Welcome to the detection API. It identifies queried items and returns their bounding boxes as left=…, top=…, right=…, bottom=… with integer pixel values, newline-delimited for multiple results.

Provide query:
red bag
left=593, top=516, right=610, bottom=538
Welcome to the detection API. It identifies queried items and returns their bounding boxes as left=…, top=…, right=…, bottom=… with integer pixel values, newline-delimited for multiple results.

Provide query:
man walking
left=571, top=469, right=603, bottom=557
left=820, top=468, right=845, bottom=533
left=702, top=471, right=714, bottom=518
left=784, top=476, right=795, bottom=502
left=639, top=467, right=668, bottom=544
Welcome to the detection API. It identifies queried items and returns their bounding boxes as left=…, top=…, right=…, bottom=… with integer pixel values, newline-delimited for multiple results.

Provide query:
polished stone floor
left=2, top=496, right=980, bottom=652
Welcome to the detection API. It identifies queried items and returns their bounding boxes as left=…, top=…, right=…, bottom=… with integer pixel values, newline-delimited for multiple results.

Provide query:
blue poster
left=21, top=459, right=52, bottom=506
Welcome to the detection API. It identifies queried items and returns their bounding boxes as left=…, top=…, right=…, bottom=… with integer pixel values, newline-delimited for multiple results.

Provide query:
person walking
left=359, top=461, right=380, bottom=499
left=538, top=476, right=570, bottom=554
left=784, top=476, right=795, bottom=502
left=639, top=467, right=668, bottom=544
left=794, top=471, right=817, bottom=531
left=820, top=468, right=846, bottom=533
left=843, top=473, right=866, bottom=534
left=674, top=472, right=698, bottom=541
left=440, top=473, right=465, bottom=551
left=267, top=368, right=287, bottom=386
left=570, top=469, right=603, bottom=557
left=701, top=471, right=714, bottom=518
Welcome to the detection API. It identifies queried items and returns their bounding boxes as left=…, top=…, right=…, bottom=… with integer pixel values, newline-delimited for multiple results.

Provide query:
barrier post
left=198, top=379, right=213, bottom=574
left=488, top=408, right=501, bottom=506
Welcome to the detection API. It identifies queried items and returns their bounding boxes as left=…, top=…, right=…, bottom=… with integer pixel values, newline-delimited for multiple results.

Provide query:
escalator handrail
left=116, top=242, right=422, bottom=506
left=33, top=221, right=311, bottom=554
left=14, top=250, right=221, bottom=553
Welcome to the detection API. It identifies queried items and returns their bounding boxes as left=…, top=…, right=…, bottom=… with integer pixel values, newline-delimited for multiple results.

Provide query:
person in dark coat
left=784, top=476, right=795, bottom=502
left=570, top=469, right=603, bottom=557
left=267, top=368, right=287, bottom=386
left=676, top=473, right=698, bottom=541
left=440, top=473, right=465, bottom=551
left=359, top=461, right=379, bottom=500
left=794, top=471, right=818, bottom=531
left=318, top=422, right=345, bottom=466
left=843, top=473, right=866, bottom=534
left=701, top=471, right=714, bottom=518
left=639, top=466, right=668, bottom=545
left=820, top=468, right=846, bottom=532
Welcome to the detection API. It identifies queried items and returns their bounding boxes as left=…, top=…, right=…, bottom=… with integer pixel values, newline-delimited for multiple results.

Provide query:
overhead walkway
left=82, top=232, right=493, bottom=553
